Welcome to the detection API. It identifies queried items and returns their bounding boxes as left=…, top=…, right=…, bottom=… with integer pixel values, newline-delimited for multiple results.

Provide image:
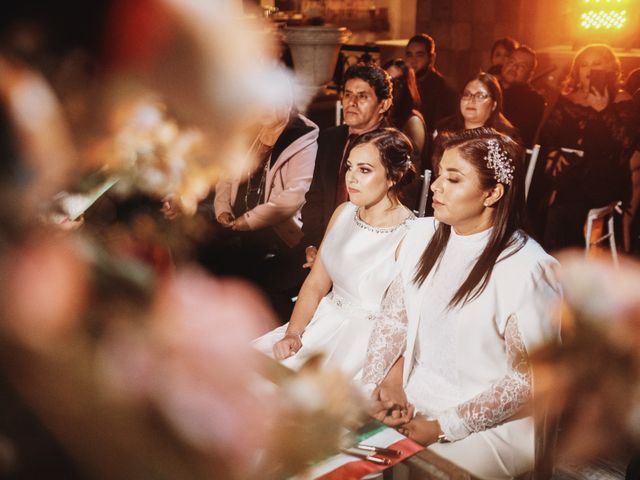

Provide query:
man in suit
left=404, top=33, right=457, bottom=134
left=500, top=45, right=546, bottom=148
left=300, top=64, right=393, bottom=265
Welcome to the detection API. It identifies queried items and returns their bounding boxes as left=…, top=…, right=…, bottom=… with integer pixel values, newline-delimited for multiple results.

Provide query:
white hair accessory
left=485, top=139, right=514, bottom=185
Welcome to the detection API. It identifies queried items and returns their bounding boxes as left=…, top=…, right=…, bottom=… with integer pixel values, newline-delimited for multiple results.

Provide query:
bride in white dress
left=363, top=129, right=562, bottom=479
left=253, top=128, right=416, bottom=382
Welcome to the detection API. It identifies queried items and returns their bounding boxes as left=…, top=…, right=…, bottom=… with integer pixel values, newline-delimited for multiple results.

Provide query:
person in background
left=487, top=37, right=519, bottom=76
left=363, top=128, right=561, bottom=479
left=211, top=99, right=319, bottom=321
left=624, top=67, right=640, bottom=98
left=404, top=34, right=457, bottom=135
left=254, top=128, right=416, bottom=381
left=301, top=64, right=392, bottom=268
left=383, top=58, right=427, bottom=159
left=500, top=45, right=546, bottom=148
left=527, top=43, right=638, bottom=251
left=384, top=58, right=427, bottom=211
left=433, top=72, right=520, bottom=170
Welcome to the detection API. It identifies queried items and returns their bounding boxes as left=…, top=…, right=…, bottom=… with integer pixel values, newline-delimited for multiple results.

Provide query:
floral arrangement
left=0, top=0, right=365, bottom=478
left=100, top=97, right=216, bottom=217
left=531, top=251, right=640, bottom=465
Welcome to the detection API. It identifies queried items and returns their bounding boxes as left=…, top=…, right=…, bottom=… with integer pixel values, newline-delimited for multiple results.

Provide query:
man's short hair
left=490, top=37, right=519, bottom=58
left=407, top=33, right=436, bottom=56
left=342, top=64, right=393, bottom=102
left=514, top=45, right=538, bottom=74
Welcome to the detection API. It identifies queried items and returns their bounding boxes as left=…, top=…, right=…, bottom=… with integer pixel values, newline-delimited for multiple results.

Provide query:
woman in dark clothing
left=384, top=58, right=428, bottom=211
left=528, top=44, right=638, bottom=251
left=383, top=58, right=427, bottom=159
left=432, top=72, right=520, bottom=170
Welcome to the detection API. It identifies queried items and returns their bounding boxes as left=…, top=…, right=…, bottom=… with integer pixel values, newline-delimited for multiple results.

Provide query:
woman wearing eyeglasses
left=431, top=73, right=520, bottom=171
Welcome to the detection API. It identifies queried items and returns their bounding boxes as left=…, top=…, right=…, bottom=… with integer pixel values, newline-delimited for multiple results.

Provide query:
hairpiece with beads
left=485, top=139, right=514, bottom=185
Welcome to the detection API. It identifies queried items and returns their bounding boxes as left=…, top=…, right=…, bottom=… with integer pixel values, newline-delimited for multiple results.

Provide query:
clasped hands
left=369, top=384, right=443, bottom=446
left=217, top=212, right=250, bottom=231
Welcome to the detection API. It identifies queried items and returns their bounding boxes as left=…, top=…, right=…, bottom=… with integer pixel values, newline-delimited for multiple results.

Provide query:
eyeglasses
left=461, top=91, right=491, bottom=102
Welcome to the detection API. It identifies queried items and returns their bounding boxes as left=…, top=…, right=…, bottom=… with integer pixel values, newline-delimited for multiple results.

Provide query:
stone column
left=282, top=25, right=351, bottom=111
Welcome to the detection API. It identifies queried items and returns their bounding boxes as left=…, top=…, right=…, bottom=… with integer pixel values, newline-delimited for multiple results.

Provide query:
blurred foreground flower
left=0, top=250, right=366, bottom=479
left=531, top=251, right=640, bottom=465
left=75, top=0, right=305, bottom=217
left=95, top=97, right=215, bottom=216
left=258, top=354, right=366, bottom=479
left=0, top=1, right=364, bottom=478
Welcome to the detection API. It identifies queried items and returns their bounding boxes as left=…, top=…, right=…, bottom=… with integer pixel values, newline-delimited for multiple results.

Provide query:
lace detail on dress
left=437, top=314, right=532, bottom=441
left=361, top=275, right=408, bottom=388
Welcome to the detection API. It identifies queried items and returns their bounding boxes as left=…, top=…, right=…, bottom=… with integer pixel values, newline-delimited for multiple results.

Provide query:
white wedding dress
left=253, top=202, right=413, bottom=381
left=362, top=218, right=562, bottom=479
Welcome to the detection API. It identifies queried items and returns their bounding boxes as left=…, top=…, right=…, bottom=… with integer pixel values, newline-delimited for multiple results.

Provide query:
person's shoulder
left=294, top=113, right=319, bottom=133
left=317, top=124, right=349, bottom=152
left=435, top=114, right=460, bottom=132
left=499, top=233, right=558, bottom=273
left=426, top=68, right=445, bottom=82
left=614, top=89, right=633, bottom=103
left=411, top=109, right=425, bottom=122
left=324, top=201, right=356, bottom=233
left=405, top=113, right=427, bottom=134
left=282, top=114, right=319, bottom=145
left=428, top=68, right=456, bottom=92
left=404, top=217, right=438, bottom=243
left=332, top=201, right=356, bottom=220
left=511, top=83, right=546, bottom=101
left=397, top=217, right=437, bottom=270
left=319, top=124, right=348, bottom=139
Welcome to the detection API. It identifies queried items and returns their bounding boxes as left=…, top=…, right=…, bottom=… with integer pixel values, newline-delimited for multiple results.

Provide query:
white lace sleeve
left=437, top=314, right=532, bottom=441
left=361, top=275, right=408, bottom=392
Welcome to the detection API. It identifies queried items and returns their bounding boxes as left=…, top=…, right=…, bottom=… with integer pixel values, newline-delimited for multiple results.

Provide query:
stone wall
left=415, top=0, right=532, bottom=90
left=415, top=0, right=639, bottom=89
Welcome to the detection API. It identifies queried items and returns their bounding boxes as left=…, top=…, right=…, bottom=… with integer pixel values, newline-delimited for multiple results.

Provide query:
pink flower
left=0, top=235, right=89, bottom=351
left=98, top=266, right=279, bottom=469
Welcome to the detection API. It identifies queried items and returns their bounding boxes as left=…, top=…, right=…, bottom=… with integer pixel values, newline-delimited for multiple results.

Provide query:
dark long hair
left=383, top=58, right=421, bottom=130
left=414, top=128, right=527, bottom=307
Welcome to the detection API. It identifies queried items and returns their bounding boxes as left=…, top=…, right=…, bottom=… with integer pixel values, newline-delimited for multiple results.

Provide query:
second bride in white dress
left=253, top=128, right=417, bottom=381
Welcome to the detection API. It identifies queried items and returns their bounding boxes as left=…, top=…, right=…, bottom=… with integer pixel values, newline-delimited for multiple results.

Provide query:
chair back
left=524, top=144, right=541, bottom=201
left=584, top=200, right=623, bottom=267
left=417, top=169, right=432, bottom=217
left=335, top=100, right=343, bottom=126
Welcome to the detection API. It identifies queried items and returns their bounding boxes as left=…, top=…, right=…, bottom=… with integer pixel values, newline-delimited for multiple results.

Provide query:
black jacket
left=415, top=67, right=458, bottom=133
left=503, top=83, right=546, bottom=148
left=300, top=124, right=350, bottom=249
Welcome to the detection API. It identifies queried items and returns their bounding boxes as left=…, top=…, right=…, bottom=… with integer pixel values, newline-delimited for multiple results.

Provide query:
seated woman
left=363, top=128, right=562, bottom=479
left=383, top=58, right=427, bottom=159
left=432, top=72, right=520, bottom=170
left=210, top=101, right=318, bottom=321
left=384, top=58, right=428, bottom=211
left=254, top=128, right=416, bottom=381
